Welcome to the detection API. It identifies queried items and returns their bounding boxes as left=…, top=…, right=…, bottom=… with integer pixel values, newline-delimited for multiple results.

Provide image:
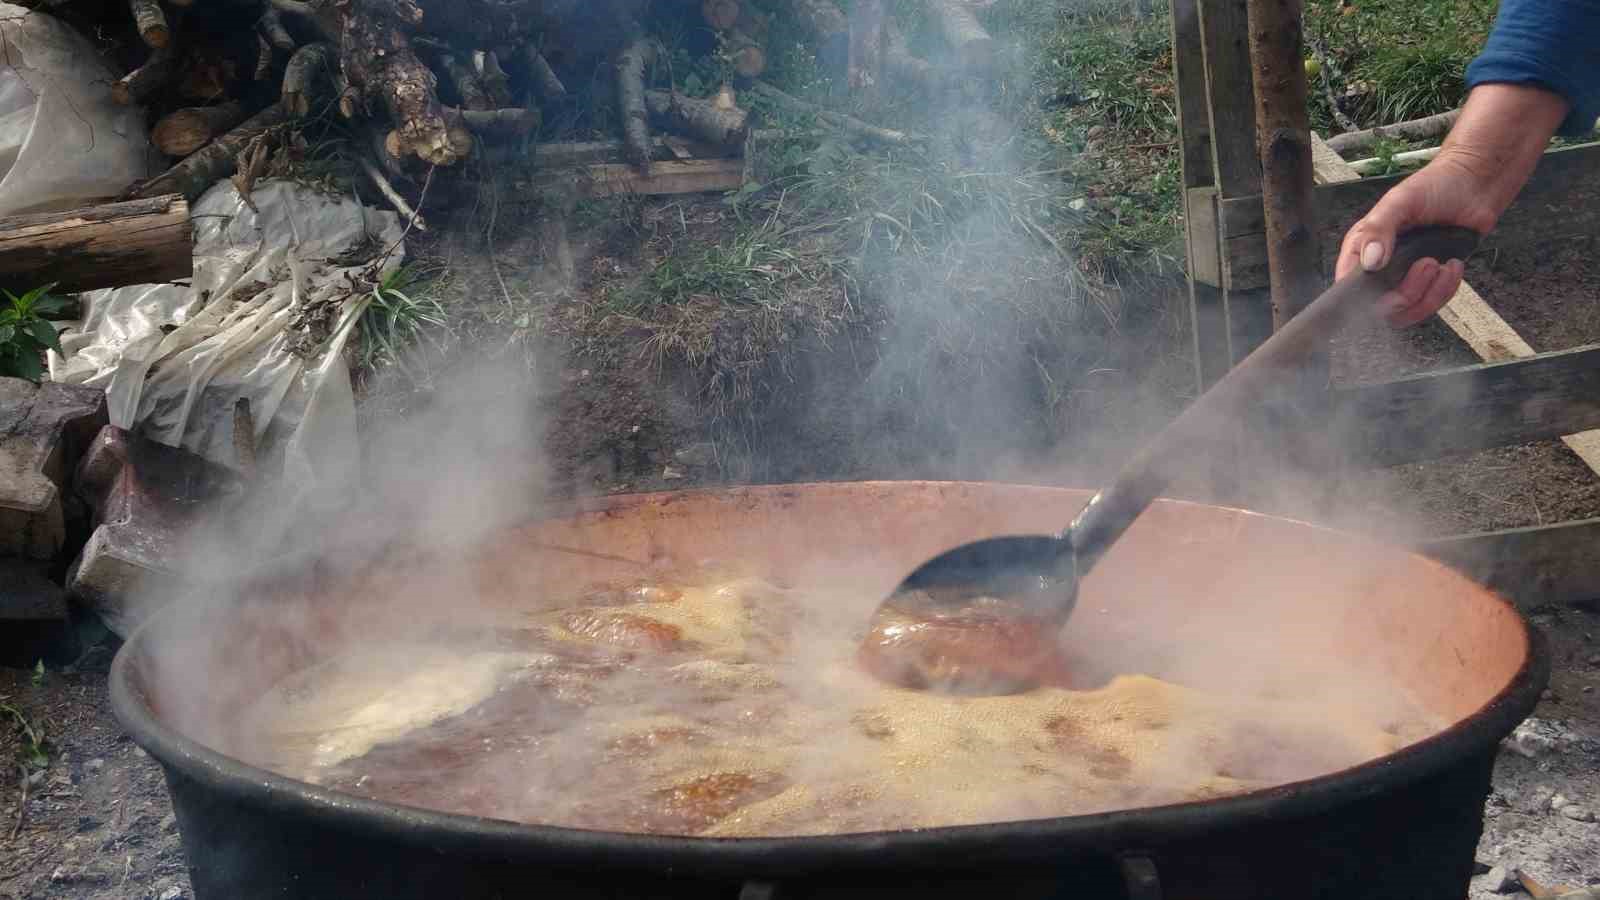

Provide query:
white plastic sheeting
left=0, top=3, right=153, bottom=216
left=50, top=180, right=406, bottom=491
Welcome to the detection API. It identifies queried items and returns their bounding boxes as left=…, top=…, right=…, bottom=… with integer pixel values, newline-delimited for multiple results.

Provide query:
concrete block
left=0, top=377, right=107, bottom=560
left=65, top=426, right=240, bottom=636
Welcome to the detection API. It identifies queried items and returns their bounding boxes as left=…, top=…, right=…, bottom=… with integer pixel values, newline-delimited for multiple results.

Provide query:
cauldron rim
left=109, top=480, right=1550, bottom=876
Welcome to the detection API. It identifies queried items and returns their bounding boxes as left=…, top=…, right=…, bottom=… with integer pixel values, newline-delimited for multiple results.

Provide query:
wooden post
left=1169, top=0, right=1229, bottom=391
left=1196, top=0, right=1271, bottom=362
left=1241, top=0, right=1334, bottom=512
left=1244, top=0, right=1320, bottom=328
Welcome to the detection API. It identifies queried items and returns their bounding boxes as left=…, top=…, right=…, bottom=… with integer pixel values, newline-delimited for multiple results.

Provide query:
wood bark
left=1245, top=0, right=1320, bottom=328
left=474, top=50, right=514, bottom=106
left=130, top=0, right=170, bottom=49
left=0, top=195, right=192, bottom=294
left=929, top=0, right=994, bottom=72
left=790, top=0, right=847, bottom=79
left=272, top=0, right=340, bottom=42
left=644, top=90, right=748, bottom=146
left=334, top=66, right=360, bottom=118
left=446, top=106, right=539, bottom=137
left=439, top=53, right=491, bottom=111
left=131, top=103, right=291, bottom=200
left=255, top=33, right=275, bottom=81
left=342, top=14, right=464, bottom=164
left=151, top=102, right=247, bottom=157
left=258, top=8, right=295, bottom=50
left=750, top=81, right=911, bottom=145
left=1324, top=108, right=1462, bottom=155
left=282, top=42, right=335, bottom=118
left=615, top=35, right=656, bottom=174
left=112, top=45, right=178, bottom=106
left=524, top=45, right=566, bottom=99
left=371, top=129, right=408, bottom=178
left=884, top=20, right=943, bottom=92
left=233, top=399, right=257, bottom=478
left=848, top=0, right=883, bottom=92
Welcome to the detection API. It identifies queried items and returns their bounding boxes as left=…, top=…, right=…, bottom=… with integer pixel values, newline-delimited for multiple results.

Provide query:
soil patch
left=1, top=655, right=189, bottom=900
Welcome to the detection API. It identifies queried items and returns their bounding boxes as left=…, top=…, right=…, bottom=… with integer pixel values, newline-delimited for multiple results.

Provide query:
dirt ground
left=0, top=648, right=188, bottom=900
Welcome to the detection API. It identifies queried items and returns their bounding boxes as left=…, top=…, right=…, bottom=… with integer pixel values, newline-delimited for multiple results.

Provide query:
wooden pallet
left=1172, top=0, right=1600, bottom=609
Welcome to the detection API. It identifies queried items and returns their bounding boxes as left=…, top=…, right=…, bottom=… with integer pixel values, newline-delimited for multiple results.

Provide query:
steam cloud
left=121, top=0, right=1475, bottom=843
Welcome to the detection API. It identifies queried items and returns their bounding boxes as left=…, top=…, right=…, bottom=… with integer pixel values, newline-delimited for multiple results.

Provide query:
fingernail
left=1360, top=241, right=1384, bottom=270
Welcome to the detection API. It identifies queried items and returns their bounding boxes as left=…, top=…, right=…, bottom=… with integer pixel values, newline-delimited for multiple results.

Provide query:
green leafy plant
left=358, top=265, right=449, bottom=379
left=1, top=700, right=50, bottom=770
left=0, top=284, right=68, bottom=382
left=31, top=660, right=45, bottom=688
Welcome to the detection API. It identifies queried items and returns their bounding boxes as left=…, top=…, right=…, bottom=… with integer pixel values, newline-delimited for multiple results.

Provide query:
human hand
left=1334, top=155, right=1496, bottom=327
left=1334, top=83, right=1569, bottom=328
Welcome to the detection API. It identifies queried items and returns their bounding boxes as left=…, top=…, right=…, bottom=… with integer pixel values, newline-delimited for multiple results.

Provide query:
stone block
left=65, top=426, right=241, bottom=636
left=0, top=378, right=107, bottom=560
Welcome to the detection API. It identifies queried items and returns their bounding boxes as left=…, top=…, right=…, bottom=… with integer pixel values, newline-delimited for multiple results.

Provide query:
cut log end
left=131, top=0, right=170, bottom=49
left=151, top=102, right=248, bottom=158
left=732, top=45, right=766, bottom=79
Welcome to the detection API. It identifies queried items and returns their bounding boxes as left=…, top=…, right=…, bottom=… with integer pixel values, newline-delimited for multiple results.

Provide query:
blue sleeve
left=1464, top=0, right=1600, bottom=137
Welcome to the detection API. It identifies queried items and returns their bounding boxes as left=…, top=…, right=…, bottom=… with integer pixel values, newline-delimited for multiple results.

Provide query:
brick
left=0, top=558, right=66, bottom=621
left=65, top=426, right=241, bottom=636
left=0, top=378, right=107, bottom=560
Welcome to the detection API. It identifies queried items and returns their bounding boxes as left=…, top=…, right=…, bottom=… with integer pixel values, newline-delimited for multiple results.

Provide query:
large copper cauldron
left=110, top=482, right=1546, bottom=900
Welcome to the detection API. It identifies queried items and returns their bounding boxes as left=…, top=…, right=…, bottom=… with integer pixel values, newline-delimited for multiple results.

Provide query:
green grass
left=1306, top=0, right=1495, bottom=128
left=356, top=264, right=451, bottom=384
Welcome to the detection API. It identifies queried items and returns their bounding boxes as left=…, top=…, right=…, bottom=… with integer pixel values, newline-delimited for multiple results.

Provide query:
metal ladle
left=860, top=225, right=1482, bottom=696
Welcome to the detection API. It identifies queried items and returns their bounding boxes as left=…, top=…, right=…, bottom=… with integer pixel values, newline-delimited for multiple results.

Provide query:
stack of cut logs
left=0, top=0, right=1000, bottom=288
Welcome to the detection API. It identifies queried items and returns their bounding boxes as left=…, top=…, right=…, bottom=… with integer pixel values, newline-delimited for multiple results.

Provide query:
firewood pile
left=18, top=0, right=998, bottom=217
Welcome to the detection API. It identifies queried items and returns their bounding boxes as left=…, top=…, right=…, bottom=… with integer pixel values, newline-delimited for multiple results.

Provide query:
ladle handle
left=1067, top=225, right=1482, bottom=573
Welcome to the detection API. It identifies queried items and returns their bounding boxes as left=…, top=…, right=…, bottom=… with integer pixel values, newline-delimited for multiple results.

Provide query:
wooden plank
left=574, top=159, right=745, bottom=198
left=532, top=139, right=738, bottom=168
left=1170, top=0, right=1213, bottom=191
left=1186, top=187, right=1222, bottom=288
left=1309, top=136, right=1346, bottom=185
left=1219, top=141, right=1600, bottom=290
left=1421, top=518, right=1600, bottom=610
left=1171, top=0, right=1227, bottom=389
left=1332, top=344, right=1600, bottom=466
left=1308, top=131, right=1600, bottom=477
left=1196, top=0, right=1259, bottom=195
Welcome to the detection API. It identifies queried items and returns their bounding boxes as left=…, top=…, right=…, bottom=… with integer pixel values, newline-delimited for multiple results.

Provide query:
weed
left=1, top=700, right=49, bottom=771
left=620, top=227, right=810, bottom=312
left=0, top=284, right=68, bottom=382
left=30, top=661, right=44, bottom=688
left=357, top=264, right=451, bottom=383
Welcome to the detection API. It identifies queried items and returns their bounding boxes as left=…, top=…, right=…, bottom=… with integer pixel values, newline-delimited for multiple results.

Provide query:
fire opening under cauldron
left=110, top=481, right=1547, bottom=900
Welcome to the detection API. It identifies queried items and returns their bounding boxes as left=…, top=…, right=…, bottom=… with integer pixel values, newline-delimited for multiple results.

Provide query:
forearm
left=1435, top=83, right=1569, bottom=220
